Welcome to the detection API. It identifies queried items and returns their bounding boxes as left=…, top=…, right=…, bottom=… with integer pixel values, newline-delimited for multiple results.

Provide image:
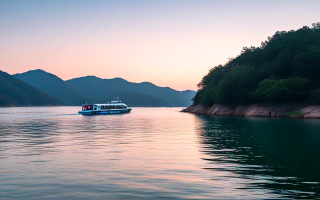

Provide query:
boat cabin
left=79, top=100, right=132, bottom=115
left=81, top=101, right=128, bottom=111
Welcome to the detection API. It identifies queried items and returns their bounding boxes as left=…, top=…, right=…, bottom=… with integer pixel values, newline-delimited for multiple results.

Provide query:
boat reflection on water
left=196, top=114, right=320, bottom=199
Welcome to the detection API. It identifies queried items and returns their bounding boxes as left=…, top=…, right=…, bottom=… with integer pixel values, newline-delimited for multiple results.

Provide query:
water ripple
left=0, top=107, right=320, bottom=199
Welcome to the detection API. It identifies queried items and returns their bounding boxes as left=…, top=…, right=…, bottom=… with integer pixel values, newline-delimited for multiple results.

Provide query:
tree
left=193, top=22, right=320, bottom=106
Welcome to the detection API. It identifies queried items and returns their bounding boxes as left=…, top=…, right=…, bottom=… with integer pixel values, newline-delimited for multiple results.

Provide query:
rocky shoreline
left=182, top=104, right=320, bottom=118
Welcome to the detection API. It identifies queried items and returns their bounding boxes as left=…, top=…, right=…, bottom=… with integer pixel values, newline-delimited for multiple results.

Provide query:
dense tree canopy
left=193, top=23, right=320, bottom=106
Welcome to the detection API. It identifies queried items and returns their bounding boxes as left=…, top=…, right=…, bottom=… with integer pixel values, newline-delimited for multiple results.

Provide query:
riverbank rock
left=182, top=104, right=320, bottom=118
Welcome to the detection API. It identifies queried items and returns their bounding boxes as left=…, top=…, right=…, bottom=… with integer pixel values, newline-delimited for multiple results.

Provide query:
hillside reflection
left=197, top=115, right=320, bottom=199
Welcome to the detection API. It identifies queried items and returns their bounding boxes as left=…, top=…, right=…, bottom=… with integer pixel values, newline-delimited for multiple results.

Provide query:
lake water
left=0, top=107, right=320, bottom=199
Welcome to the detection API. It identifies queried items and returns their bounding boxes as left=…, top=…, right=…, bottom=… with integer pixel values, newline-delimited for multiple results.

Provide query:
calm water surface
left=0, top=107, right=320, bottom=199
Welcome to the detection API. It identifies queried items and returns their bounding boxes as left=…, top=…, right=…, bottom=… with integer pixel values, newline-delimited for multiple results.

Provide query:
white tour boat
left=78, top=100, right=132, bottom=115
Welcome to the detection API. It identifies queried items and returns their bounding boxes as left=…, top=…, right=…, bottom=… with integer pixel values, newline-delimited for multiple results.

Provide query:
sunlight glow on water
left=0, top=107, right=320, bottom=199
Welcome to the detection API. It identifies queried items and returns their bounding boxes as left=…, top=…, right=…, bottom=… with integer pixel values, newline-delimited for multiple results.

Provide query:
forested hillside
left=0, top=70, right=63, bottom=106
left=193, top=23, right=320, bottom=106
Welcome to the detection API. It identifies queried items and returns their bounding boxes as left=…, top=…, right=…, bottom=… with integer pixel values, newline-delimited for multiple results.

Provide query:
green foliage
left=197, top=65, right=226, bottom=89
left=285, top=111, right=304, bottom=117
left=309, top=89, right=320, bottom=104
left=254, top=79, right=278, bottom=102
left=216, top=65, right=261, bottom=104
left=199, top=83, right=218, bottom=105
left=255, top=77, right=309, bottom=103
left=194, top=23, right=320, bottom=106
left=292, top=49, right=320, bottom=80
left=193, top=84, right=216, bottom=105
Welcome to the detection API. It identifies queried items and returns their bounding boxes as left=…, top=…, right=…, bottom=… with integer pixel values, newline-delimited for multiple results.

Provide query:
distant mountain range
left=67, top=75, right=195, bottom=106
left=3, top=69, right=196, bottom=107
left=15, top=70, right=90, bottom=105
left=0, top=70, right=63, bottom=106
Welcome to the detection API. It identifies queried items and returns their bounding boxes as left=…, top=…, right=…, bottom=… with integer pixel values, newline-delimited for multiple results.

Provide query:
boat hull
left=78, top=109, right=132, bottom=115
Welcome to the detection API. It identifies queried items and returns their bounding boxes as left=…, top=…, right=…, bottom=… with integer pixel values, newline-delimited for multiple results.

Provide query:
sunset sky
left=0, top=0, right=319, bottom=90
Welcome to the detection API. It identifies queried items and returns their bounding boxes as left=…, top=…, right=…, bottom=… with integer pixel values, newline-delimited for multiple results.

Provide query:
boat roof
left=110, top=100, right=123, bottom=103
left=82, top=103, right=127, bottom=106
left=95, top=103, right=126, bottom=106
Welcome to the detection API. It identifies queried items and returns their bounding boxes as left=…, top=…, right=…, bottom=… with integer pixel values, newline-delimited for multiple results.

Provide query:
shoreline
left=182, top=104, right=320, bottom=118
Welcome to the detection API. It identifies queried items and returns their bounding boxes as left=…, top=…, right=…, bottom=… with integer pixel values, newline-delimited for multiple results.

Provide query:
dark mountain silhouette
left=13, top=69, right=195, bottom=107
left=181, top=90, right=197, bottom=99
left=0, top=70, right=63, bottom=106
left=67, top=76, right=196, bottom=106
left=14, top=69, right=91, bottom=105
left=96, top=91, right=174, bottom=107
